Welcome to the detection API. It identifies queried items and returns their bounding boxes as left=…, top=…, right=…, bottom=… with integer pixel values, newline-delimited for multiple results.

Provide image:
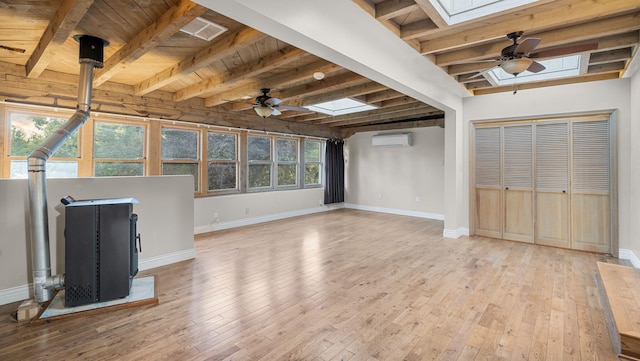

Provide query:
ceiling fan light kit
left=254, top=105, right=274, bottom=118
left=501, top=58, right=533, bottom=75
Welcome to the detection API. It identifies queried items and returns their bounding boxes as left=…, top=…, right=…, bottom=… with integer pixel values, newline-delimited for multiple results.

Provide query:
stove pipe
left=27, top=35, right=107, bottom=303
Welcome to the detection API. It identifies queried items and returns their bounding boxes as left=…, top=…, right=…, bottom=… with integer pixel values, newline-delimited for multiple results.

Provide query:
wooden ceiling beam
left=277, top=72, right=369, bottom=102
left=288, top=81, right=388, bottom=108
left=589, top=48, right=633, bottom=65
left=352, top=0, right=403, bottom=38
left=587, top=61, right=626, bottom=74
left=134, top=27, right=268, bottom=96
left=174, top=46, right=308, bottom=101
left=25, top=0, right=94, bottom=78
left=447, top=61, right=501, bottom=76
left=436, top=12, right=640, bottom=66
left=376, top=0, right=420, bottom=20
left=316, top=102, right=432, bottom=125
left=203, top=60, right=340, bottom=107
left=342, top=117, right=444, bottom=137
left=412, top=0, right=447, bottom=28
left=93, top=0, right=207, bottom=86
left=328, top=105, right=440, bottom=127
left=400, top=19, right=438, bottom=40
left=421, top=0, right=640, bottom=54
left=472, top=72, right=619, bottom=95
left=401, top=0, right=559, bottom=41
left=363, top=89, right=406, bottom=103
left=336, top=111, right=443, bottom=128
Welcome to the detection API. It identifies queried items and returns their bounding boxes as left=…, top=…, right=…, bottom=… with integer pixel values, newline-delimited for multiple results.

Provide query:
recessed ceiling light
left=313, top=72, right=325, bottom=80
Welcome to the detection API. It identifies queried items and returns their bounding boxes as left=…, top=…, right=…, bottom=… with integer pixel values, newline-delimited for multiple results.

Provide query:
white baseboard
left=443, top=227, right=470, bottom=239
left=194, top=204, right=344, bottom=234
left=139, top=248, right=196, bottom=271
left=344, top=203, right=444, bottom=220
left=619, top=248, right=640, bottom=268
left=0, top=248, right=196, bottom=306
left=0, top=284, right=32, bottom=306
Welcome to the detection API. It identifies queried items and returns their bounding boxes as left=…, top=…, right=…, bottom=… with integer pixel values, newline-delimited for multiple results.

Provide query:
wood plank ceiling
left=354, top=0, right=640, bottom=95
left=0, top=0, right=638, bottom=138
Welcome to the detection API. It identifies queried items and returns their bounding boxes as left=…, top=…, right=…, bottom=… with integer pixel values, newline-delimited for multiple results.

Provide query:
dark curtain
left=324, top=139, right=345, bottom=204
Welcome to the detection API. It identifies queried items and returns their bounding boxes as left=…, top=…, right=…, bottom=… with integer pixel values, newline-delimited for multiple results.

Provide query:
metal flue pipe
left=27, top=35, right=106, bottom=303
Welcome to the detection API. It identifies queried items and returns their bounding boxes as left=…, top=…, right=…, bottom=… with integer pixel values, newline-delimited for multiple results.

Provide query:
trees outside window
left=207, top=132, right=238, bottom=191
left=277, top=138, right=298, bottom=187
left=248, top=135, right=272, bottom=189
left=9, top=113, right=79, bottom=178
left=162, top=127, right=199, bottom=191
left=304, top=140, right=322, bottom=186
left=94, top=121, right=145, bottom=176
left=2, top=106, right=324, bottom=195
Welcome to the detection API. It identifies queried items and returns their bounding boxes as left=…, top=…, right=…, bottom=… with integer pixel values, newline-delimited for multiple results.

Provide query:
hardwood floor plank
left=0, top=209, right=624, bottom=360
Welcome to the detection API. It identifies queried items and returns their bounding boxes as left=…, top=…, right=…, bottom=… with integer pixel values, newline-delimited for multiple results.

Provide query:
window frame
left=247, top=134, right=274, bottom=192
left=160, top=125, right=202, bottom=192
left=1, top=104, right=326, bottom=197
left=302, top=139, right=324, bottom=188
left=92, top=118, right=148, bottom=177
left=5, top=108, right=83, bottom=179
left=206, top=129, right=240, bottom=194
left=275, top=136, right=300, bottom=189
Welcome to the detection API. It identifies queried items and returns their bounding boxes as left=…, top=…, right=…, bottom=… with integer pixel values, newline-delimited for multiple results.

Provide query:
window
left=207, top=131, right=238, bottom=191
left=248, top=135, right=272, bottom=189
left=276, top=138, right=298, bottom=188
left=1, top=104, right=326, bottom=196
left=161, top=127, right=199, bottom=191
left=94, top=121, right=145, bottom=176
left=9, top=112, right=79, bottom=178
left=304, top=140, right=322, bottom=186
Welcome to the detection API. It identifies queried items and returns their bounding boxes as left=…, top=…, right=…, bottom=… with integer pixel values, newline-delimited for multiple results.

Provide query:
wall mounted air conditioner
left=372, top=133, right=413, bottom=147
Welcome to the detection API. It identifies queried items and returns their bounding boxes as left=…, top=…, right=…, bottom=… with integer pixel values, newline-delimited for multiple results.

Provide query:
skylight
left=488, top=55, right=581, bottom=86
left=429, top=0, right=538, bottom=25
left=307, top=98, right=377, bottom=116
left=180, top=17, right=227, bottom=41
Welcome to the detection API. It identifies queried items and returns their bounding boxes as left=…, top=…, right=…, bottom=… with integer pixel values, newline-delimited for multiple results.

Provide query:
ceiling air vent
left=180, top=17, right=228, bottom=41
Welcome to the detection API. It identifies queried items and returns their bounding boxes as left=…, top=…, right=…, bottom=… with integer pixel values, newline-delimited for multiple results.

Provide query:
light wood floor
left=0, top=209, right=626, bottom=360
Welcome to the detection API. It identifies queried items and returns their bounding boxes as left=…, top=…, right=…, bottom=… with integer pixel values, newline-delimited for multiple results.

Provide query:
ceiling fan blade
left=276, top=105, right=309, bottom=112
left=527, top=61, right=546, bottom=73
left=264, top=97, right=282, bottom=106
left=530, top=43, right=598, bottom=59
left=271, top=108, right=281, bottom=116
left=469, top=65, right=500, bottom=79
left=514, top=38, right=541, bottom=55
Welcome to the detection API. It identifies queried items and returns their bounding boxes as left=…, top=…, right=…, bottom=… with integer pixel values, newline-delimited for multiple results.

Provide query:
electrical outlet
left=245, top=207, right=250, bottom=214
left=213, top=212, right=219, bottom=224
left=378, top=193, right=383, bottom=199
left=415, top=197, right=420, bottom=202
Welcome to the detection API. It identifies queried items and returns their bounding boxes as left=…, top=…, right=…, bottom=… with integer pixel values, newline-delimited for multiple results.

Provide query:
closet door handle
left=505, top=187, right=509, bottom=190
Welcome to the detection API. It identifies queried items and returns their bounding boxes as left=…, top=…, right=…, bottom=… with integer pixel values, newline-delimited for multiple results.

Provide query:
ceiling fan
left=252, top=88, right=309, bottom=118
left=470, top=31, right=598, bottom=79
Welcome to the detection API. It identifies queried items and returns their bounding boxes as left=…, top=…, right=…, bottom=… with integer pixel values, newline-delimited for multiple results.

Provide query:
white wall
left=0, top=175, right=195, bottom=305
left=628, top=68, right=640, bottom=264
left=463, top=77, right=638, bottom=264
left=194, top=188, right=333, bottom=233
left=344, top=127, right=445, bottom=219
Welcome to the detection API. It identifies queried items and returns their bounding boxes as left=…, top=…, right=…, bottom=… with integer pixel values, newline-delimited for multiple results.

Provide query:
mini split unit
left=371, top=133, right=413, bottom=147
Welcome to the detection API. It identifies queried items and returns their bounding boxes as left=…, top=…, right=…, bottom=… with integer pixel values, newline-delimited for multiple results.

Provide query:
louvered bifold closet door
left=503, top=125, right=534, bottom=242
left=474, top=126, right=502, bottom=238
left=572, top=120, right=610, bottom=253
left=535, top=122, right=570, bottom=248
